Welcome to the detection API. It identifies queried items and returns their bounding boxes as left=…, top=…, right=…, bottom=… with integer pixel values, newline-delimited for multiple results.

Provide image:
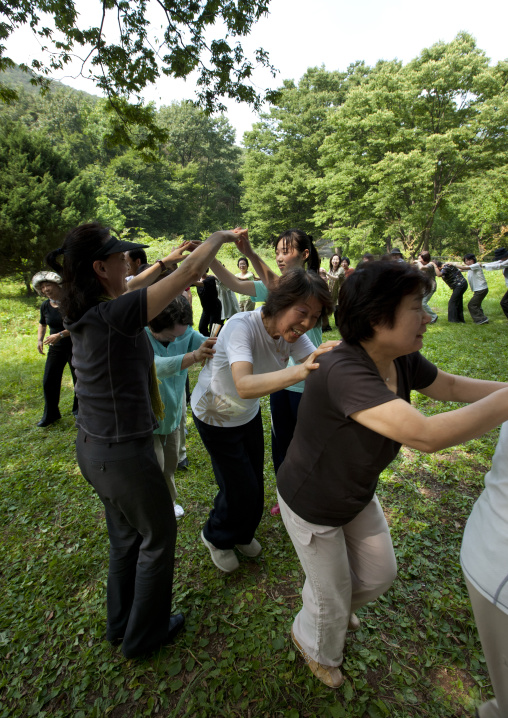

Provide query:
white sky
left=4, top=0, right=508, bottom=144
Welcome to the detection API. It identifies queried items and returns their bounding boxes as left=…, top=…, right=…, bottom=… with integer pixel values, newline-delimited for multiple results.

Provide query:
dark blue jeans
left=76, top=430, right=176, bottom=659
left=193, top=410, right=264, bottom=549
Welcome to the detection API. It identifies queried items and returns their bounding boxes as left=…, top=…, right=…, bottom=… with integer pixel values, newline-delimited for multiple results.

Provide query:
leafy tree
left=0, top=122, right=95, bottom=288
left=315, top=33, right=508, bottom=254
left=241, top=64, right=370, bottom=244
left=0, top=0, right=277, bottom=147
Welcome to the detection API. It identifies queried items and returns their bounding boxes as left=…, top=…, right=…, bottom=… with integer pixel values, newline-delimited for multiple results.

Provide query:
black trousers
left=41, top=340, right=78, bottom=422
left=468, top=288, right=488, bottom=323
left=193, top=410, right=264, bottom=549
left=501, top=288, right=508, bottom=319
left=76, top=431, right=176, bottom=659
left=198, top=310, right=223, bottom=337
left=447, top=282, right=467, bottom=323
left=270, top=389, right=303, bottom=475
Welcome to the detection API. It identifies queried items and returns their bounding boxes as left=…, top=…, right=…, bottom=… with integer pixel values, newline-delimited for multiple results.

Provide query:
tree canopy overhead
left=0, top=0, right=277, bottom=146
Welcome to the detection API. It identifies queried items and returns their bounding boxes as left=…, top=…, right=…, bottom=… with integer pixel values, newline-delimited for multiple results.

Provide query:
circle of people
left=32, top=227, right=508, bottom=716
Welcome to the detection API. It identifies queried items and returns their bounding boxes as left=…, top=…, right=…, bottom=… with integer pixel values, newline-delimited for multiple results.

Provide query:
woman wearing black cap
left=45, top=222, right=244, bottom=659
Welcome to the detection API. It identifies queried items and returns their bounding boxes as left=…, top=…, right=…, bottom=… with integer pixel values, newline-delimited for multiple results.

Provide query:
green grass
left=1, top=266, right=507, bottom=718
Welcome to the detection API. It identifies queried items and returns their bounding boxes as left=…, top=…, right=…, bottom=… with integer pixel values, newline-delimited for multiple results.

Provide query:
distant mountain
left=0, top=64, right=99, bottom=101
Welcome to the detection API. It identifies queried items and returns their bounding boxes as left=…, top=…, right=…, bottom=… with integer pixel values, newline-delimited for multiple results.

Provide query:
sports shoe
left=235, top=538, right=262, bottom=557
left=200, top=530, right=239, bottom=573
left=291, top=628, right=344, bottom=689
left=174, top=504, right=184, bottom=519
left=177, top=457, right=189, bottom=470
left=348, top=613, right=360, bottom=631
left=477, top=318, right=489, bottom=325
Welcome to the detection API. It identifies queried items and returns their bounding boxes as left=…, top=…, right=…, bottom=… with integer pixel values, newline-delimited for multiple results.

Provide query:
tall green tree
left=0, top=0, right=277, bottom=148
left=0, top=123, right=95, bottom=288
left=315, top=33, right=508, bottom=254
left=241, top=64, right=370, bottom=244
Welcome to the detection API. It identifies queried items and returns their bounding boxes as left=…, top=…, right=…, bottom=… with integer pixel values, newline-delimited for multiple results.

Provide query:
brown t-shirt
left=277, top=342, right=438, bottom=526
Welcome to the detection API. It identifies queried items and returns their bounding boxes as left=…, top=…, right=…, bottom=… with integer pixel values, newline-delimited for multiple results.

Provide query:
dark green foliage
left=0, top=0, right=277, bottom=148
left=0, top=122, right=95, bottom=287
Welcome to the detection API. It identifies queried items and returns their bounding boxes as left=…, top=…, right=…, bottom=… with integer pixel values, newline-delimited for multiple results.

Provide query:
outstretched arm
left=231, top=344, right=336, bottom=399
left=351, top=372, right=508, bottom=453
left=126, top=241, right=199, bottom=292
left=146, top=230, right=245, bottom=321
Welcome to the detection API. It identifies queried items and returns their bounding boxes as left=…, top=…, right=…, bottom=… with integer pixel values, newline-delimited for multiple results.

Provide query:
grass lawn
left=1, top=256, right=507, bottom=718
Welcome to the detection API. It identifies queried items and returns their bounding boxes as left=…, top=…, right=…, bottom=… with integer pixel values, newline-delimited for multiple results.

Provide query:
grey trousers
left=468, top=289, right=489, bottom=323
left=465, top=578, right=508, bottom=718
left=278, top=492, right=397, bottom=667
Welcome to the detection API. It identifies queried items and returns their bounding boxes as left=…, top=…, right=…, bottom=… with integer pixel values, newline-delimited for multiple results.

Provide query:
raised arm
left=126, top=241, right=198, bottom=292
left=209, top=260, right=256, bottom=295
left=234, top=233, right=279, bottom=290
left=146, top=230, right=244, bottom=321
left=351, top=372, right=508, bottom=453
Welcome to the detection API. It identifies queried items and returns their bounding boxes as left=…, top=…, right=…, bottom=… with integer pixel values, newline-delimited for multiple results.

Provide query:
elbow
left=236, top=386, right=251, bottom=400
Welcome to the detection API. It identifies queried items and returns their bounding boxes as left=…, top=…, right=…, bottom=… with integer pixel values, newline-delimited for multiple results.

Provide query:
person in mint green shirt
left=147, top=295, right=217, bottom=519
left=210, top=229, right=326, bottom=515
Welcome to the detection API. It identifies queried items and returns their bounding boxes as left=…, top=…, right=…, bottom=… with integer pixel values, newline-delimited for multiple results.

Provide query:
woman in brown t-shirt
left=277, top=260, right=508, bottom=690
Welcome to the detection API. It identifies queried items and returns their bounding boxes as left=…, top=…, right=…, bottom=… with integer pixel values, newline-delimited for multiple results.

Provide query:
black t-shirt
left=277, top=342, right=438, bottom=526
left=441, top=264, right=467, bottom=289
left=197, top=275, right=221, bottom=314
left=65, top=289, right=157, bottom=442
left=39, top=300, right=65, bottom=334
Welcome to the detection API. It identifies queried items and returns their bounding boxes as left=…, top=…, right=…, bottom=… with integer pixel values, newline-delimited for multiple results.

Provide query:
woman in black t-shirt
left=277, top=260, right=508, bottom=690
left=45, top=222, right=244, bottom=659
left=435, top=261, right=468, bottom=322
left=32, top=271, right=78, bottom=427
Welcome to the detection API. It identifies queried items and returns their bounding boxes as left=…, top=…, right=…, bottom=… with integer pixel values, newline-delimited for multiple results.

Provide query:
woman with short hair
left=277, top=260, right=508, bottom=689
left=191, top=267, right=335, bottom=573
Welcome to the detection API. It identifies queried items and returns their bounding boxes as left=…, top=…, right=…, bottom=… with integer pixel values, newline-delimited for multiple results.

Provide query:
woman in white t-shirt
left=191, top=268, right=335, bottom=573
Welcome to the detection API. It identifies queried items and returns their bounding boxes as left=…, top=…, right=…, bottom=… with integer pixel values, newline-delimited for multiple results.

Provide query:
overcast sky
left=4, top=0, right=508, bottom=143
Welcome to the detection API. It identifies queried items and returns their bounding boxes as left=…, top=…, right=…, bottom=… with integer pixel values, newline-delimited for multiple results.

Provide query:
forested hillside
left=1, top=31, right=508, bottom=288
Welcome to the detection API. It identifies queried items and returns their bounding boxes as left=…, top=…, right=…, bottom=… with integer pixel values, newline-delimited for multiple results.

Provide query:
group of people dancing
left=33, top=223, right=508, bottom=717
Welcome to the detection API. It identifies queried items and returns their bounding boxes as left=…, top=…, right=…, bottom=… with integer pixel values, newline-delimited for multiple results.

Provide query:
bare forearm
left=37, top=325, right=46, bottom=341
left=414, top=391, right=508, bottom=451
left=243, top=252, right=279, bottom=291
left=147, top=234, right=227, bottom=321
left=209, top=260, right=255, bottom=295
left=234, top=365, right=305, bottom=399
left=126, top=263, right=163, bottom=291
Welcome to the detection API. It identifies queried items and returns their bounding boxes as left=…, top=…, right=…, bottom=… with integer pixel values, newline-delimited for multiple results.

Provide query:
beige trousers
left=278, top=492, right=397, bottom=667
left=465, top=577, right=508, bottom=718
left=153, top=428, right=180, bottom=503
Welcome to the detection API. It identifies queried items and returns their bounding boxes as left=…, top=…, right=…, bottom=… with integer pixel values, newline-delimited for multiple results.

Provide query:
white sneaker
left=235, top=538, right=262, bottom=557
left=200, top=530, right=239, bottom=573
left=174, top=504, right=184, bottom=519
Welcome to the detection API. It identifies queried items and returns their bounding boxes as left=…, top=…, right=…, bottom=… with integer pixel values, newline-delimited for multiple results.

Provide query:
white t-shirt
left=461, top=421, right=508, bottom=614
left=465, top=263, right=488, bottom=292
left=191, top=309, right=315, bottom=427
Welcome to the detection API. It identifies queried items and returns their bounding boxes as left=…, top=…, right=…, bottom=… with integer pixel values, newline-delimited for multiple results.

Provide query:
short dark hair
left=148, top=295, right=193, bottom=333
left=126, top=248, right=148, bottom=265
left=337, top=261, right=431, bottom=343
left=419, top=251, right=431, bottom=263
left=263, top=268, right=333, bottom=320
left=463, top=253, right=477, bottom=263
left=342, top=256, right=351, bottom=266
left=237, top=257, right=249, bottom=268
